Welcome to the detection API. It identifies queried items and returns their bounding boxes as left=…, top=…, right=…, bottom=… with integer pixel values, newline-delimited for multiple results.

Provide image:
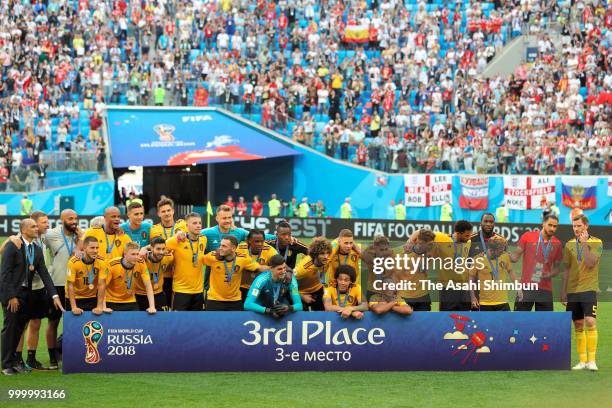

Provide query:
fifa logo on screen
left=153, top=124, right=175, bottom=141
left=83, top=321, right=104, bottom=364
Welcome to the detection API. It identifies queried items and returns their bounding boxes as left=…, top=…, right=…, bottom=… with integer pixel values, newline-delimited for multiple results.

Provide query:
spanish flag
left=344, top=25, right=369, bottom=43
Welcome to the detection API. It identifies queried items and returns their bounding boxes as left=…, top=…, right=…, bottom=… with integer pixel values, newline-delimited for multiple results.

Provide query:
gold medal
left=88, top=284, right=94, bottom=290
left=28, top=265, right=35, bottom=271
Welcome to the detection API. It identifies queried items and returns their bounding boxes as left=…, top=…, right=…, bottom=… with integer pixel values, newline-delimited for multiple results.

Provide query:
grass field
left=1, top=240, right=611, bottom=407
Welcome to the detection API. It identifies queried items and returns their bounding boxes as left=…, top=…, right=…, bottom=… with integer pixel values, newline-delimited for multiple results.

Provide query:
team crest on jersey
left=233, top=265, right=240, bottom=272
left=200, top=243, right=204, bottom=251
left=133, top=272, right=140, bottom=278
left=142, top=232, right=147, bottom=239
left=351, top=254, right=357, bottom=262
left=115, top=240, right=122, bottom=248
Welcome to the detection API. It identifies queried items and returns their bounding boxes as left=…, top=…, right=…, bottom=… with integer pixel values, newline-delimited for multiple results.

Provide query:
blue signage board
left=106, top=109, right=299, bottom=167
left=63, top=312, right=571, bottom=373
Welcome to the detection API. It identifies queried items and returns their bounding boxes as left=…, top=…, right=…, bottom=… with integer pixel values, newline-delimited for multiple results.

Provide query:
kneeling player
left=66, top=236, right=107, bottom=315
left=135, top=237, right=174, bottom=311
left=398, top=229, right=436, bottom=311
left=244, top=255, right=303, bottom=317
left=295, top=237, right=332, bottom=311
left=469, top=236, right=519, bottom=311
left=323, top=265, right=367, bottom=319
left=369, top=277, right=413, bottom=316
left=102, top=242, right=156, bottom=313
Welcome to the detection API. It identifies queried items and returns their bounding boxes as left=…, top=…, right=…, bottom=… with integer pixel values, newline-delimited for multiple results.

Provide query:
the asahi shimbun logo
left=82, top=321, right=104, bottom=364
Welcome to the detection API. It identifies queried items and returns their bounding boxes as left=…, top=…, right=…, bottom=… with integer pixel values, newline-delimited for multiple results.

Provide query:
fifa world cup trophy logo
left=153, top=124, right=176, bottom=141
left=82, top=321, right=104, bottom=364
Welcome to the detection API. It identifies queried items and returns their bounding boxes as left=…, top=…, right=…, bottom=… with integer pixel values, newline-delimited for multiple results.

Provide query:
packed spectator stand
left=0, top=0, right=610, bottom=194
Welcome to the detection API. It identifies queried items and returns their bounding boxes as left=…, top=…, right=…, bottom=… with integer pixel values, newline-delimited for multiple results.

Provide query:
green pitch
left=1, top=241, right=611, bottom=407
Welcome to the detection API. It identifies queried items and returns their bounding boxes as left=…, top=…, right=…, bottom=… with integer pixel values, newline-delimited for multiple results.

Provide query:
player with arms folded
left=244, top=255, right=303, bottom=317
left=323, top=265, right=368, bottom=319
left=561, top=215, right=602, bottom=371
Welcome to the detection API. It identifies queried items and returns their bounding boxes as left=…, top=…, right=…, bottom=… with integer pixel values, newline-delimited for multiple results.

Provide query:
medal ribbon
left=536, top=233, right=553, bottom=263
left=223, top=257, right=237, bottom=285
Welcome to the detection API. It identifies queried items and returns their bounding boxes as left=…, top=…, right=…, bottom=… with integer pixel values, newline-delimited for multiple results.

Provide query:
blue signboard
left=63, top=312, right=570, bottom=373
left=106, top=109, right=299, bottom=167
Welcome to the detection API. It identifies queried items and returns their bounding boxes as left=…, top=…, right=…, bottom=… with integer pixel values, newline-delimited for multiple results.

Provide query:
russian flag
left=561, top=177, right=597, bottom=209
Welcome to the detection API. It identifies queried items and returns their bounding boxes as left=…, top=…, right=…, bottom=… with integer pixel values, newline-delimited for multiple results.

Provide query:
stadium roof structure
left=104, top=107, right=301, bottom=168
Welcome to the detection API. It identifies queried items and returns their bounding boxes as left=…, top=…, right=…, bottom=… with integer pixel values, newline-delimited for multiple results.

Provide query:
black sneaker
left=13, top=361, right=31, bottom=373
left=26, top=360, right=48, bottom=370
left=2, top=368, right=18, bottom=375
left=48, top=360, right=59, bottom=370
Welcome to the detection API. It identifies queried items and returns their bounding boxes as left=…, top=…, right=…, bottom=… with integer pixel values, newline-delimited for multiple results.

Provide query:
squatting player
left=66, top=236, right=107, bottom=315
left=101, top=242, right=156, bottom=313
left=244, top=255, right=303, bottom=317
left=398, top=229, right=436, bottom=311
left=295, top=237, right=333, bottom=311
left=323, top=265, right=368, bottom=319
left=562, top=215, right=602, bottom=371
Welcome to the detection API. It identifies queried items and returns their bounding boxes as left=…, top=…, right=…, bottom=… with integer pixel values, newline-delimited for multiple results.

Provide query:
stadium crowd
left=0, top=0, right=609, bottom=186
left=0, top=197, right=604, bottom=375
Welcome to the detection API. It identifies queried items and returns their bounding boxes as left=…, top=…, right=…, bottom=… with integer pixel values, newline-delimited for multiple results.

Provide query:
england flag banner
left=404, top=175, right=452, bottom=207
left=503, top=176, right=555, bottom=210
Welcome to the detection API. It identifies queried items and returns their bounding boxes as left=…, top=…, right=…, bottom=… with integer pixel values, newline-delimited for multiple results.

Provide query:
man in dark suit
left=1, top=219, right=64, bottom=375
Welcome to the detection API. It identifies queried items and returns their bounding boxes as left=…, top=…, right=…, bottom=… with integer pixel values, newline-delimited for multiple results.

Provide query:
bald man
left=39, top=209, right=84, bottom=369
left=84, top=207, right=132, bottom=261
left=1, top=219, right=63, bottom=376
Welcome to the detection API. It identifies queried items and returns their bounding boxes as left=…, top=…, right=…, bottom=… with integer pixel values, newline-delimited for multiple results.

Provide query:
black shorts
left=65, top=297, right=98, bottom=312
left=514, top=289, right=553, bottom=312
left=403, top=294, right=432, bottom=311
left=172, top=292, right=204, bottom=311
left=47, top=286, right=66, bottom=320
left=566, top=291, right=597, bottom=321
left=136, top=293, right=169, bottom=311
left=302, top=287, right=325, bottom=311
left=106, top=302, right=139, bottom=312
left=163, top=278, right=173, bottom=305
left=240, top=287, right=250, bottom=304
left=26, top=288, right=49, bottom=320
left=439, top=289, right=471, bottom=311
left=479, top=303, right=511, bottom=311
left=205, top=299, right=243, bottom=311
